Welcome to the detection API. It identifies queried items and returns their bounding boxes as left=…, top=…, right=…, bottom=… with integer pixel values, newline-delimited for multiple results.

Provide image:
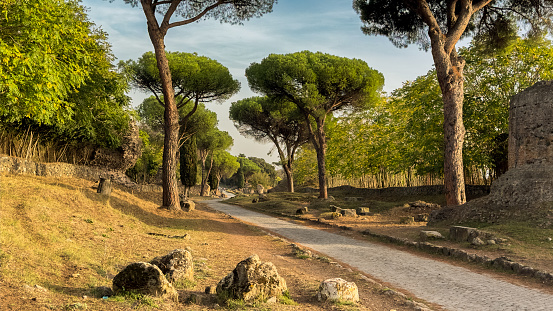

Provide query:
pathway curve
left=205, top=199, right=553, bottom=311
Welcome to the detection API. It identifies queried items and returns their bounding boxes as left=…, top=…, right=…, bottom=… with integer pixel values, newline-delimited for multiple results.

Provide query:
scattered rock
left=317, top=278, right=359, bottom=303
left=216, top=254, right=287, bottom=302
left=399, top=216, right=415, bottom=224
left=420, top=231, right=445, bottom=241
left=414, top=213, right=429, bottom=222
left=151, top=249, right=194, bottom=283
left=356, top=207, right=370, bottom=215
left=112, top=262, right=177, bottom=298
left=340, top=209, right=357, bottom=217
left=296, top=206, right=308, bottom=215
left=471, top=237, right=486, bottom=246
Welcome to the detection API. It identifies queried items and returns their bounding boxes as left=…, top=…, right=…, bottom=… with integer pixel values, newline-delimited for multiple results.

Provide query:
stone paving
left=205, top=199, right=553, bottom=311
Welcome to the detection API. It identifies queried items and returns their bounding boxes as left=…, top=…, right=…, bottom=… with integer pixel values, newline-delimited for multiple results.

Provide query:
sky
left=81, top=0, right=435, bottom=163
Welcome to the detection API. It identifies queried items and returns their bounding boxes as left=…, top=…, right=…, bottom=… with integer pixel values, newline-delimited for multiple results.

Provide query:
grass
left=0, top=175, right=197, bottom=310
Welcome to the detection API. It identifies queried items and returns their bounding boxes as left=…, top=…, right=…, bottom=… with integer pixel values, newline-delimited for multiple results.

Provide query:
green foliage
left=246, top=51, right=384, bottom=115
left=229, top=96, right=308, bottom=192
left=237, top=168, right=245, bottom=188
left=123, top=51, right=239, bottom=110
left=0, top=0, right=130, bottom=150
left=127, top=129, right=163, bottom=184
left=138, top=95, right=218, bottom=141
left=279, top=290, right=297, bottom=305
left=209, top=150, right=240, bottom=186
left=353, top=0, right=553, bottom=51
left=248, top=157, right=277, bottom=186
left=292, top=147, right=318, bottom=187
left=246, top=51, right=384, bottom=196
left=180, top=135, right=198, bottom=189
left=121, top=0, right=277, bottom=26
left=297, top=36, right=553, bottom=187
left=237, top=157, right=261, bottom=181
left=0, top=0, right=98, bottom=124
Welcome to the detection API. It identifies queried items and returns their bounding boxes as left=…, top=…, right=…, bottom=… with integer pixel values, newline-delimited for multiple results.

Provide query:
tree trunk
left=313, top=120, right=328, bottom=199
left=430, top=29, right=467, bottom=206
left=283, top=163, right=294, bottom=193
left=142, top=3, right=180, bottom=210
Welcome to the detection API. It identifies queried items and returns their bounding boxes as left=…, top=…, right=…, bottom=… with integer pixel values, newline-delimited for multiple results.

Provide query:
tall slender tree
left=180, top=135, right=198, bottom=198
left=229, top=96, right=309, bottom=192
left=246, top=51, right=384, bottom=198
left=354, top=0, right=553, bottom=205
left=120, top=0, right=276, bottom=209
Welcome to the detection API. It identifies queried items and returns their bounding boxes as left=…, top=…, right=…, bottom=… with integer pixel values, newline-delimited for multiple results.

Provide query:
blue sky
left=81, top=0, right=435, bottom=162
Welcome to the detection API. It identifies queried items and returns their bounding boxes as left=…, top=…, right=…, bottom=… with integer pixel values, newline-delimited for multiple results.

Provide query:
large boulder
left=151, top=249, right=194, bottom=283
left=216, top=254, right=287, bottom=302
left=317, top=278, right=359, bottom=302
left=112, top=262, right=177, bottom=298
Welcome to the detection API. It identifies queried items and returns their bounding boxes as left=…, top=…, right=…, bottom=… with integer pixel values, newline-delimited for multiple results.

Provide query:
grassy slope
left=0, top=174, right=202, bottom=310
left=0, top=175, right=414, bottom=311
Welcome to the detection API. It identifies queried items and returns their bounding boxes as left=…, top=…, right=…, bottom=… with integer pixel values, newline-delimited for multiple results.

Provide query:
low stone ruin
left=317, top=278, right=359, bottom=303
left=216, top=254, right=287, bottom=302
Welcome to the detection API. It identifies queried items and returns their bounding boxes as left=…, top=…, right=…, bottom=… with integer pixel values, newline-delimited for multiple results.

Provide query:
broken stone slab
left=317, top=278, right=359, bottom=303
left=216, top=254, right=287, bottom=302
left=356, top=207, right=370, bottom=215
left=151, top=249, right=194, bottom=283
left=112, top=262, right=177, bottom=298
left=340, top=209, right=357, bottom=217
left=420, top=231, right=445, bottom=241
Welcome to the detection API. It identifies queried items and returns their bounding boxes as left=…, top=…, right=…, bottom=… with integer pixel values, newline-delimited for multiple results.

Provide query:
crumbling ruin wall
left=508, top=80, right=553, bottom=169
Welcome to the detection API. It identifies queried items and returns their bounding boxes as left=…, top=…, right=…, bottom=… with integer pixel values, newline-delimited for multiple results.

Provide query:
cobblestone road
left=205, top=199, right=553, bottom=311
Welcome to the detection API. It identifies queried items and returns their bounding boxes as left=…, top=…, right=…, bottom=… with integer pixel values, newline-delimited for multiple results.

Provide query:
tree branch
left=160, top=0, right=181, bottom=33
left=167, top=0, right=225, bottom=29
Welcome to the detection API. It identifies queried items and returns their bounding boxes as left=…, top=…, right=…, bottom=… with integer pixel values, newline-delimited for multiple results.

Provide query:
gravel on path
left=205, top=199, right=553, bottom=311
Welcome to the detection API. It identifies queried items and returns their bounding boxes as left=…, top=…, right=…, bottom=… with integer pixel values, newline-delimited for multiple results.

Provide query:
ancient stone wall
left=509, top=80, right=553, bottom=168
left=0, top=156, right=136, bottom=188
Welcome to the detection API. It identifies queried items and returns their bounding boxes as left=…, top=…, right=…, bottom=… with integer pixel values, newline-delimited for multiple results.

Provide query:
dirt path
left=206, top=199, right=553, bottom=311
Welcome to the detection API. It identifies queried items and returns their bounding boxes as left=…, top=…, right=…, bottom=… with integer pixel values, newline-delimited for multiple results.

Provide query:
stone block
left=356, top=207, right=370, bottom=215
left=341, top=209, right=357, bottom=217
left=449, top=226, right=478, bottom=242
